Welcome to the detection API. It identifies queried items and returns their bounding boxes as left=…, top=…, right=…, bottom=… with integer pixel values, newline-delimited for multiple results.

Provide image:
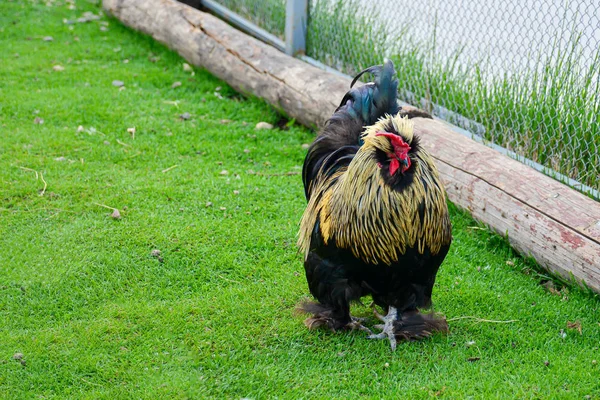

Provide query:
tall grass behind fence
left=211, top=0, right=600, bottom=197
left=212, top=0, right=286, bottom=38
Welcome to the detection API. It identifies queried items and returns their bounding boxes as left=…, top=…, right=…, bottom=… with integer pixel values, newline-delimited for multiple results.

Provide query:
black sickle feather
left=302, top=59, right=401, bottom=199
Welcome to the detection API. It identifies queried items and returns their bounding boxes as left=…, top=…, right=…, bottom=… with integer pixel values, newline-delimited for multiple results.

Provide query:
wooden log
left=102, top=0, right=347, bottom=128
left=412, top=117, right=600, bottom=287
left=103, top=0, right=600, bottom=293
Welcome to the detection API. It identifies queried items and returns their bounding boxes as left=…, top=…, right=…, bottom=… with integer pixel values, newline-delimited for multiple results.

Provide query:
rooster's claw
left=367, top=306, right=398, bottom=351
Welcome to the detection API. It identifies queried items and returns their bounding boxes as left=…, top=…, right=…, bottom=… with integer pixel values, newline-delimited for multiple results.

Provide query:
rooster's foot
left=369, top=307, right=449, bottom=349
left=304, top=315, right=372, bottom=334
left=345, top=316, right=373, bottom=334
left=367, top=306, right=398, bottom=351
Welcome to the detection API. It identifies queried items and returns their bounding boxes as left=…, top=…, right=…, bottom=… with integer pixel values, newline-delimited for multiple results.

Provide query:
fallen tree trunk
left=103, top=0, right=347, bottom=128
left=413, top=117, right=600, bottom=288
left=103, top=0, right=600, bottom=293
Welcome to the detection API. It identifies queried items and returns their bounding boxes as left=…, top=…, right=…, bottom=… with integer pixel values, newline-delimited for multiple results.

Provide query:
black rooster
left=297, top=60, right=452, bottom=350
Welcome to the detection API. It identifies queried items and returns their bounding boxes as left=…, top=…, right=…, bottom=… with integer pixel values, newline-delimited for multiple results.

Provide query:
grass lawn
left=1, top=1, right=599, bottom=398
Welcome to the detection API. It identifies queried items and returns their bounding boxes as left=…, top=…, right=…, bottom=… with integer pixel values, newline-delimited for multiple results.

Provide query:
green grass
left=1, top=1, right=600, bottom=398
left=307, top=0, right=600, bottom=195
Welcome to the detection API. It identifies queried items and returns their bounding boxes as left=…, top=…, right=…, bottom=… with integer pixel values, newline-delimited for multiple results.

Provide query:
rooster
left=297, top=59, right=452, bottom=350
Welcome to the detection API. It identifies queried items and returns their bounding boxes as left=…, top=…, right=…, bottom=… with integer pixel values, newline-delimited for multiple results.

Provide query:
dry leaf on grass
left=567, top=320, right=582, bottom=335
left=542, top=280, right=561, bottom=295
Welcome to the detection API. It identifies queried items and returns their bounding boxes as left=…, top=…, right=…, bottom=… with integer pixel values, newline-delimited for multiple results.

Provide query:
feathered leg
left=299, top=301, right=372, bottom=333
left=301, top=252, right=372, bottom=334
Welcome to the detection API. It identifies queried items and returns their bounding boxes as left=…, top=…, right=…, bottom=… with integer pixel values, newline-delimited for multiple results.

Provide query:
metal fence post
left=285, top=0, right=307, bottom=56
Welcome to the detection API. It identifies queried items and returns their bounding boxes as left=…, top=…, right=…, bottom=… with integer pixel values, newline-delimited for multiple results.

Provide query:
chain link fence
left=209, top=0, right=600, bottom=198
left=208, top=0, right=286, bottom=39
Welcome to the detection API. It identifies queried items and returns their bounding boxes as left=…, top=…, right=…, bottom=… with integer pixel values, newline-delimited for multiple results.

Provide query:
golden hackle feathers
left=298, top=114, right=451, bottom=265
left=361, top=113, right=414, bottom=151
